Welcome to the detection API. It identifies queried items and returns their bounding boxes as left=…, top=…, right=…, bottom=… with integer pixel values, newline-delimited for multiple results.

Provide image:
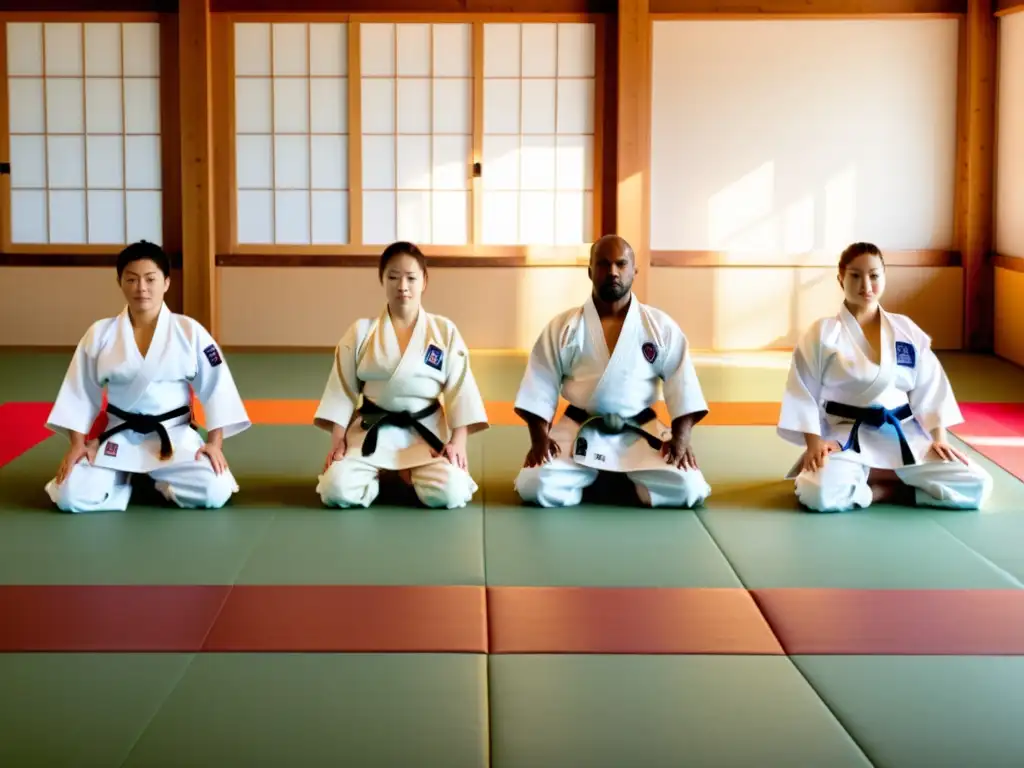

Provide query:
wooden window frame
left=215, top=12, right=605, bottom=266
left=0, top=11, right=180, bottom=259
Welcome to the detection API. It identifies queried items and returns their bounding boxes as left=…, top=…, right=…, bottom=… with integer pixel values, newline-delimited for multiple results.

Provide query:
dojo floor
left=2, top=349, right=1024, bottom=767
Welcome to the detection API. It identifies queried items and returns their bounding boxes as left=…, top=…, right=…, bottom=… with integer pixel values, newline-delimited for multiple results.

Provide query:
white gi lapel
left=116, top=302, right=172, bottom=412
left=838, top=303, right=895, bottom=406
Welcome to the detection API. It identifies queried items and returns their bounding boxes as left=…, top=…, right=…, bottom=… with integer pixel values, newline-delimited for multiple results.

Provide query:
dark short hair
left=116, top=240, right=170, bottom=280
left=378, top=241, right=427, bottom=282
left=838, top=242, right=884, bottom=275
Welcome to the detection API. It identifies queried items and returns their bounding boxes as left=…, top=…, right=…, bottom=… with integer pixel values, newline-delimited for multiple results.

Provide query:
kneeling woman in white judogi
left=44, top=241, right=251, bottom=513
left=778, top=242, right=992, bottom=513
left=314, top=242, right=489, bottom=509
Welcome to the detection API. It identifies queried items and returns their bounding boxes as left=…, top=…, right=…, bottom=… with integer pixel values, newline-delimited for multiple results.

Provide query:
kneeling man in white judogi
left=44, top=241, right=251, bottom=513
left=513, top=235, right=712, bottom=508
left=778, top=242, right=993, bottom=512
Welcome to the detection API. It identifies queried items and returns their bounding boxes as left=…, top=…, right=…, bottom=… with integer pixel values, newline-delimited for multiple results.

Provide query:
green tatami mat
left=230, top=425, right=485, bottom=585
left=699, top=508, right=1023, bottom=589
left=690, top=426, right=1024, bottom=588
left=0, top=351, right=73, bottom=402
left=481, top=426, right=742, bottom=587
left=0, top=653, right=194, bottom=768
left=121, top=654, right=489, bottom=768
left=488, top=655, right=872, bottom=768
left=0, top=439, right=276, bottom=585
left=792, top=656, right=1024, bottom=768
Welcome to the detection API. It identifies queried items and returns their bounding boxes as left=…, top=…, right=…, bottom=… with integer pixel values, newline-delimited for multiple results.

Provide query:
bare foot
left=870, top=479, right=915, bottom=506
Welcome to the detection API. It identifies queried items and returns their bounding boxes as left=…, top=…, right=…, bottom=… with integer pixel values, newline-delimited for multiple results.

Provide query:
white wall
left=649, top=18, right=960, bottom=255
left=996, top=12, right=1024, bottom=258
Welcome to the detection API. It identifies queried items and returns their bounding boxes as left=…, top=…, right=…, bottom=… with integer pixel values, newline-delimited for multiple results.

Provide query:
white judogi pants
left=318, top=456, right=477, bottom=510
left=45, top=460, right=238, bottom=513
left=514, top=457, right=712, bottom=508
left=795, top=453, right=993, bottom=512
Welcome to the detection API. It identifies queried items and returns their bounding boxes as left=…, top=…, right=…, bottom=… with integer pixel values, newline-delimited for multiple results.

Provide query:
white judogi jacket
left=314, top=307, right=489, bottom=470
left=778, top=303, right=963, bottom=476
left=45, top=303, right=251, bottom=473
left=514, top=292, right=708, bottom=473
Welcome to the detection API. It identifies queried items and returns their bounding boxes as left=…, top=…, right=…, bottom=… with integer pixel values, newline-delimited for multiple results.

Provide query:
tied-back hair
left=838, top=242, right=884, bottom=275
left=117, top=240, right=170, bottom=280
left=378, top=241, right=427, bottom=281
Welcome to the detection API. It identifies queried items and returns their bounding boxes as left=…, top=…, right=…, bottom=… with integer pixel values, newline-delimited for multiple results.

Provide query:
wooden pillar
left=616, top=0, right=652, bottom=301
left=178, top=0, right=217, bottom=335
left=956, top=0, right=998, bottom=351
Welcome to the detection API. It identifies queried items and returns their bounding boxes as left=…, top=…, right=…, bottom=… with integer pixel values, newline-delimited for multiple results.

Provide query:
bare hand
left=196, top=442, right=229, bottom=475
left=929, top=440, right=969, bottom=464
left=433, top=439, right=468, bottom=471
left=661, top=437, right=698, bottom=470
left=55, top=440, right=98, bottom=484
left=523, top=437, right=560, bottom=468
left=323, top=435, right=347, bottom=472
left=801, top=439, right=842, bottom=473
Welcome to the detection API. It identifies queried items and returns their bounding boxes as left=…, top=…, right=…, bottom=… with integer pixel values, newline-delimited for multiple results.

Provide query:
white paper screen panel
left=234, top=22, right=350, bottom=245
left=481, top=22, right=595, bottom=246
left=996, top=13, right=1024, bottom=258
left=6, top=21, right=163, bottom=246
left=650, top=19, right=959, bottom=254
left=360, top=22, right=473, bottom=246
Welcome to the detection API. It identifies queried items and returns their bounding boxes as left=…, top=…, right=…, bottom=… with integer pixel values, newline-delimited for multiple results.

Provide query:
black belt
left=359, top=399, right=444, bottom=456
left=563, top=405, right=663, bottom=450
left=98, top=404, right=193, bottom=460
left=824, top=401, right=916, bottom=465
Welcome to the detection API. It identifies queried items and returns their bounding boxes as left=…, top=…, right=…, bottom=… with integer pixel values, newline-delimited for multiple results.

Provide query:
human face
left=383, top=253, right=425, bottom=312
left=840, top=252, right=885, bottom=310
left=589, top=242, right=634, bottom=303
left=120, top=259, right=169, bottom=315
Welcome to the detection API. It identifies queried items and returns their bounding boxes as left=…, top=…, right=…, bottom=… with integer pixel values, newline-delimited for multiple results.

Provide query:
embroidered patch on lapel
left=574, top=437, right=588, bottom=457
left=104, top=442, right=118, bottom=457
left=641, top=342, right=658, bottom=364
left=203, top=344, right=223, bottom=367
left=895, top=341, right=916, bottom=368
left=424, top=344, right=444, bottom=371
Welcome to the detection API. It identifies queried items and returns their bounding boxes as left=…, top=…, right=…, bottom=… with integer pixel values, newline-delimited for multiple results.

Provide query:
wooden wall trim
left=216, top=253, right=590, bottom=267
left=995, top=0, right=1024, bottom=14
left=615, top=0, right=651, bottom=300
left=956, top=0, right=997, bottom=351
left=651, top=0, right=965, bottom=11
left=0, top=4, right=174, bottom=12
left=0, top=252, right=184, bottom=267
left=994, top=254, right=1024, bottom=272
left=211, top=0, right=615, bottom=11
left=651, top=250, right=963, bottom=267
left=179, top=0, right=218, bottom=334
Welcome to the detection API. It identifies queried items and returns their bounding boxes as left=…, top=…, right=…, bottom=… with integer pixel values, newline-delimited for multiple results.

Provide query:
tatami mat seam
left=694, top=511, right=879, bottom=766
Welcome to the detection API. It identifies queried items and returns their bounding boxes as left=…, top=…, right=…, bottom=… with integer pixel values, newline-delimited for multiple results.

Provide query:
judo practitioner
left=44, top=241, right=251, bottom=513
left=513, top=234, right=712, bottom=508
left=314, top=241, right=489, bottom=509
left=778, top=241, right=993, bottom=512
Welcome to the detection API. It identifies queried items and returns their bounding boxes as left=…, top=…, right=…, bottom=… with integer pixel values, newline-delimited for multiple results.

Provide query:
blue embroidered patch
left=203, top=343, right=223, bottom=367
left=895, top=341, right=916, bottom=368
left=424, top=344, right=444, bottom=371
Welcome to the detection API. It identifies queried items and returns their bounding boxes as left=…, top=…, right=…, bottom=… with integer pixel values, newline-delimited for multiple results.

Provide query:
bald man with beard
left=512, top=234, right=713, bottom=508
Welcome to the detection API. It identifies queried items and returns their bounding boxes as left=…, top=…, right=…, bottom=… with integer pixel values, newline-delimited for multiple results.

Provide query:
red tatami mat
left=487, top=587, right=784, bottom=654
left=950, top=403, right=1024, bottom=480
left=0, top=403, right=54, bottom=468
left=753, top=589, right=1024, bottom=655
left=202, top=585, right=488, bottom=652
left=0, top=586, right=231, bottom=652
